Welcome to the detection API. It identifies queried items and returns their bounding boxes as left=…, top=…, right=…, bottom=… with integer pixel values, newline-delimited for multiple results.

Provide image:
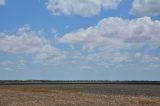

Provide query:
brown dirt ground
left=0, top=84, right=160, bottom=106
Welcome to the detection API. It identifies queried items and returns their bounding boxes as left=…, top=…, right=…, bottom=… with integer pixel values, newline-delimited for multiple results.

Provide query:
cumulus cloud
left=0, top=25, right=65, bottom=64
left=59, top=17, right=160, bottom=51
left=0, top=0, right=5, bottom=6
left=46, top=0, right=121, bottom=17
left=58, top=16, right=160, bottom=69
left=131, top=0, right=160, bottom=16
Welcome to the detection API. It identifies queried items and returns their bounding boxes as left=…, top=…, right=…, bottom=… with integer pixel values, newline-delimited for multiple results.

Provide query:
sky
left=0, top=0, right=160, bottom=80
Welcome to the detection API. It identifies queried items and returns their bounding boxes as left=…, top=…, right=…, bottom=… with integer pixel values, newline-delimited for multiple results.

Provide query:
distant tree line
left=0, top=80, right=160, bottom=85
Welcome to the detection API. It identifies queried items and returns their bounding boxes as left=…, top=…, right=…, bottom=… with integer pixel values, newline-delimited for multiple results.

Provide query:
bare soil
left=0, top=84, right=160, bottom=106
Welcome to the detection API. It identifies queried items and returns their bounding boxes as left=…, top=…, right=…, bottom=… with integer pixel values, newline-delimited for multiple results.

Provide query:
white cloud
left=134, top=52, right=160, bottom=71
left=16, top=57, right=25, bottom=70
left=58, top=16, right=160, bottom=70
left=59, top=17, right=160, bottom=51
left=113, top=53, right=129, bottom=62
left=0, top=0, right=5, bottom=6
left=131, top=0, right=160, bottom=16
left=47, top=0, right=121, bottom=17
left=0, top=58, right=26, bottom=71
left=135, top=53, right=160, bottom=63
left=0, top=60, right=14, bottom=71
left=0, top=25, right=65, bottom=64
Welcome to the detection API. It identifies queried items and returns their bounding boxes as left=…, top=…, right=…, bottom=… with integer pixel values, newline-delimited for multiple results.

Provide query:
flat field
left=0, top=84, right=160, bottom=106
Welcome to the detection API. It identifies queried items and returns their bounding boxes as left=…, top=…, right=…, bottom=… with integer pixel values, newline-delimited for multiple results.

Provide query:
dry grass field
left=0, top=84, right=160, bottom=106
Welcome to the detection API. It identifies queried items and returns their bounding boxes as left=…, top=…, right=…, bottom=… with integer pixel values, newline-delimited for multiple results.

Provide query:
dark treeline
left=0, top=80, right=160, bottom=85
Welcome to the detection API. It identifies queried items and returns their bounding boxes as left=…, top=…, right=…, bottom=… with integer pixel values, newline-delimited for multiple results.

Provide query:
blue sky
left=0, top=0, right=160, bottom=80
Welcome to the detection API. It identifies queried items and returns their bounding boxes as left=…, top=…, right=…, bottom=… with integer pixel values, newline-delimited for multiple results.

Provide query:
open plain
left=0, top=84, right=160, bottom=106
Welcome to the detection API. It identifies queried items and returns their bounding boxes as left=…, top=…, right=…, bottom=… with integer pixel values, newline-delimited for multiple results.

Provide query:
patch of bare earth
left=0, top=86, right=160, bottom=106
